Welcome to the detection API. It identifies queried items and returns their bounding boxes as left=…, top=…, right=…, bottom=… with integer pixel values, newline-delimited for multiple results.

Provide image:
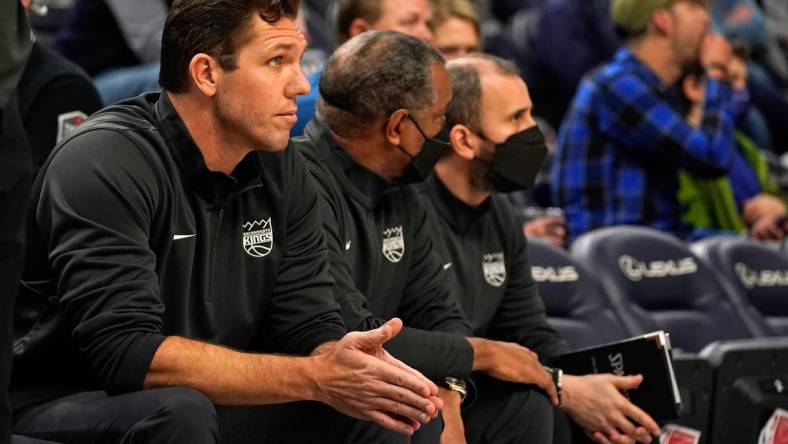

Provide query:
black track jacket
left=12, top=93, right=346, bottom=410
left=295, top=120, right=474, bottom=380
left=420, top=174, right=569, bottom=363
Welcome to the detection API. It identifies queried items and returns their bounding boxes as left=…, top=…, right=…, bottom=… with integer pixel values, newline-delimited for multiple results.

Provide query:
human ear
left=385, top=109, right=410, bottom=146
left=348, top=18, right=372, bottom=39
left=188, top=53, right=221, bottom=97
left=449, top=125, right=477, bottom=161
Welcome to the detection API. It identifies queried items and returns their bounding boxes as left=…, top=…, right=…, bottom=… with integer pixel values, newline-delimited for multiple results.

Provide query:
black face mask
left=478, top=125, right=548, bottom=193
left=396, top=115, right=451, bottom=185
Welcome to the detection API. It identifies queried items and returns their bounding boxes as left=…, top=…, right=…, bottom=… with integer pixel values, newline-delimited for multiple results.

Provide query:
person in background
left=292, top=0, right=433, bottom=136
left=552, top=0, right=736, bottom=244
left=430, top=0, right=481, bottom=61
left=17, top=0, right=102, bottom=176
left=56, top=0, right=170, bottom=105
left=677, top=52, right=788, bottom=241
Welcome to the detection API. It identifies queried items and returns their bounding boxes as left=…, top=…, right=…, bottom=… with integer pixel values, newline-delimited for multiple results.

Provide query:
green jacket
left=679, top=132, right=786, bottom=234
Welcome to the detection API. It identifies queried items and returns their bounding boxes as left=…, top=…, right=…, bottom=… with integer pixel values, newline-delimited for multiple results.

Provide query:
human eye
left=267, top=55, right=284, bottom=67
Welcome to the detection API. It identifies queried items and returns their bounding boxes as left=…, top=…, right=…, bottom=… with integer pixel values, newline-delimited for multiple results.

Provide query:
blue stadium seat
left=570, top=226, right=773, bottom=352
left=692, top=237, right=788, bottom=335
left=526, top=237, right=632, bottom=349
left=528, top=237, right=714, bottom=436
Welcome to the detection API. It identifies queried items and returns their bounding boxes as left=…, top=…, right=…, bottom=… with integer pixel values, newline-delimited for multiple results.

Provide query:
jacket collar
left=304, top=119, right=396, bottom=209
left=424, top=173, right=490, bottom=234
left=154, top=92, right=263, bottom=206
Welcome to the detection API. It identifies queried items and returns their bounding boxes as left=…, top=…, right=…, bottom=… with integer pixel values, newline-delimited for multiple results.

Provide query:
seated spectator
left=18, top=0, right=102, bottom=176
left=709, top=0, right=788, bottom=154
left=297, top=29, right=563, bottom=443
left=292, top=0, right=433, bottom=136
left=677, top=56, right=788, bottom=241
left=422, top=52, right=660, bottom=444
left=11, top=1, right=442, bottom=442
left=56, top=0, right=169, bottom=105
left=429, top=0, right=481, bottom=60
left=551, top=0, right=737, bottom=244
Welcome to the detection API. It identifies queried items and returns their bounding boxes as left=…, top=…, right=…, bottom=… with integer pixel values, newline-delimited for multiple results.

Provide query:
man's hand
left=561, top=374, right=660, bottom=444
left=524, top=215, right=566, bottom=247
left=468, top=338, right=559, bottom=406
left=310, top=318, right=443, bottom=435
left=750, top=215, right=787, bottom=240
left=439, top=388, right=467, bottom=444
left=744, top=194, right=786, bottom=223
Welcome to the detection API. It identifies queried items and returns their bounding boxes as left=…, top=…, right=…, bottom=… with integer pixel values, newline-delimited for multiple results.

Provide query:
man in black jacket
left=10, top=1, right=441, bottom=443
left=0, top=1, right=32, bottom=443
left=295, top=30, right=560, bottom=443
left=421, top=53, right=662, bottom=444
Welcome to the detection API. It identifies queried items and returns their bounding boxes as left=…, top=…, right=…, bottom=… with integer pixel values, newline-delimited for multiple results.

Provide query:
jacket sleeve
left=599, top=75, right=735, bottom=178
left=485, top=200, right=569, bottom=363
left=255, top=149, right=347, bottom=355
left=386, top=197, right=475, bottom=379
left=303, top=157, right=473, bottom=380
left=36, top=128, right=167, bottom=394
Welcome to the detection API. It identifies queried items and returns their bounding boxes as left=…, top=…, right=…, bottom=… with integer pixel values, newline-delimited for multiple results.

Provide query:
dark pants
left=552, top=407, right=596, bottom=444
left=12, top=388, right=218, bottom=444
left=462, top=375, right=554, bottom=444
left=13, top=388, right=443, bottom=444
left=218, top=401, right=444, bottom=443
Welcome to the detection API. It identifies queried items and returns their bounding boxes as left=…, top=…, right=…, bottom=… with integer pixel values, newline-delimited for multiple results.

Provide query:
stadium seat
left=700, top=337, right=788, bottom=444
left=570, top=226, right=773, bottom=353
left=526, top=237, right=632, bottom=348
left=528, top=237, right=714, bottom=436
left=692, top=236, right=788, bottom=335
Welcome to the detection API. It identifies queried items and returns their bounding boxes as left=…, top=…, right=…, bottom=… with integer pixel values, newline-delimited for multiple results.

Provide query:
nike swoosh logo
left=345, top=240, right=352, bottom=250
left=443, top=262, right=452, bottom=270
left=173, top=234, right=196, bottom=240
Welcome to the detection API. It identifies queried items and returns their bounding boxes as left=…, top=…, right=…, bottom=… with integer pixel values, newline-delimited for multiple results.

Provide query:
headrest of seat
left=526, top=237, right=608, bottom=317
left=693, top=237, right=788, bottom=315
left=570, top=226, right=721, bottom=311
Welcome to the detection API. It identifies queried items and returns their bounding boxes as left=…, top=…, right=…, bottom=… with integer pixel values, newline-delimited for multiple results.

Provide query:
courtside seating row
left=527, top=226, right=788, bottom=444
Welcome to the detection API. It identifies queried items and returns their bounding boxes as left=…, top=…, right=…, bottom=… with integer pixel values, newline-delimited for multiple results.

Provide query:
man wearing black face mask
left=296, top=32, right=563, bottom=443
left=420, top=54, right=662, bottom=444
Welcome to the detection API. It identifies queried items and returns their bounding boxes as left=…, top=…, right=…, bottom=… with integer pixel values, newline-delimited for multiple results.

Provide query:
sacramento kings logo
left=483, top=252, right=506, bottom=287
left=382, top=226, right=405, bottom=263
left=242, top=218, right=273, bottom=258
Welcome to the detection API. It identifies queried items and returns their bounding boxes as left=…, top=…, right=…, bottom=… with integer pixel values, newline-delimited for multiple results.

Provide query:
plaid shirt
left=551, top=47, right=735, bottom=243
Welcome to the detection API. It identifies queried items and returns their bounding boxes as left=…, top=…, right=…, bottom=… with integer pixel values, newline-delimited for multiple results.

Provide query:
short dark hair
left=336, top=0, right=384, bottom=44
left=317, top=30, right=445, bottom=135
left=446, top=53, right=519, bottom=131
left=160, top=0, right=300, bottom=93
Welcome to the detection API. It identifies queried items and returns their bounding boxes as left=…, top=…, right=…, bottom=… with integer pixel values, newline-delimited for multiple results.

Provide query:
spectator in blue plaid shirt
left=551, top=0, right=737, bottom=244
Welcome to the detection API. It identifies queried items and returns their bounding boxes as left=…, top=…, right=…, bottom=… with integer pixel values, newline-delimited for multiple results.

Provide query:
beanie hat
left=611, top=0, right=672, bottom=33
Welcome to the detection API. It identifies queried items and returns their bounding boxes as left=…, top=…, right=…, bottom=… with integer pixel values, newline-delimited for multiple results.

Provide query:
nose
left=417, top=22, right=433, bottom=44
left=288, top=64, right=312, bottom=98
